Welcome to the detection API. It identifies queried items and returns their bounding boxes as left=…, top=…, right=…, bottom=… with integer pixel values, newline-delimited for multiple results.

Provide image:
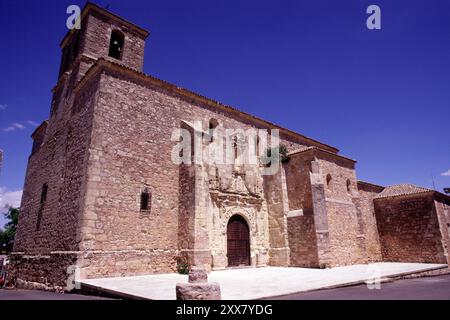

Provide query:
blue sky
left=0, top=0, right=449, bottom=227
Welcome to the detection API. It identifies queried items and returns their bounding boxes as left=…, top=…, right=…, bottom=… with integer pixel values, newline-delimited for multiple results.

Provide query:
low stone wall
left=7, top=252, right=79, bottom=292
left=8, top=249, right=179, bottom=292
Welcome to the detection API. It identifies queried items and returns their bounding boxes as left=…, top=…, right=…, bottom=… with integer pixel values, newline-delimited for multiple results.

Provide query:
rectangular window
left=140, top=190, right=151, bottom=211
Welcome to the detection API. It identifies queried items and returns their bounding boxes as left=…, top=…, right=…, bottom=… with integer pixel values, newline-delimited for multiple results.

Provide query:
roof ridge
left=386, top=183, right=433, bottom=190
left=374, top=183, right=435, bottom=199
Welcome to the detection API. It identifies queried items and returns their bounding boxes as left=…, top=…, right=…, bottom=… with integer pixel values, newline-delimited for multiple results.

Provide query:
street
left=268, top=274, right=450, bottom=300
left=0, top=288, right=109, bottom=300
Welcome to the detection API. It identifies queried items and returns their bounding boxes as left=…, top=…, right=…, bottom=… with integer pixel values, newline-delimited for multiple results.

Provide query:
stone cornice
left=31, top=120, right=48, bottom=139
left=288, top=146, right=356, bottom=164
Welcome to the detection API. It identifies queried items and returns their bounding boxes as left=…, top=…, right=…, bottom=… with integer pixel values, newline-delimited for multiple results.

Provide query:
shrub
left=260, top=144, right=290, bottom=166
left=177, top=263, right=190, bottom=275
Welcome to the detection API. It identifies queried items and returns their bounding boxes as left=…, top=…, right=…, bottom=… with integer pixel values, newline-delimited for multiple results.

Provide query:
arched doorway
left=227, top=215, right=250, bottom=267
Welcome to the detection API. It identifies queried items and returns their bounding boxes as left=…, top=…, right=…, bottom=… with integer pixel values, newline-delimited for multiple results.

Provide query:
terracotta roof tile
left=374, top=184, right=434, bottom=199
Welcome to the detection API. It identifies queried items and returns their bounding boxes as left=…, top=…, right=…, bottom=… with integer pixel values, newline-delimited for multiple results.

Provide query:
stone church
left=9, top=3, right=450, bottom=291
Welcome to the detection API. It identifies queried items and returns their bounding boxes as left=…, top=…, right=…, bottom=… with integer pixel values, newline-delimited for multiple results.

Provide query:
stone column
left=176, top=266, right=221, bottom=300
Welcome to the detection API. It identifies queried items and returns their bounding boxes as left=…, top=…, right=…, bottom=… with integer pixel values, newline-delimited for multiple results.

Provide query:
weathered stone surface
left=176, top=265, right=221, bottom=299
left=176, top=282, right=221, bottom=300
left=188, top=266, right=208, bottom=283
left=375, top=194, right=448, bottom=264
left=357, top=181, right=384, bottom=262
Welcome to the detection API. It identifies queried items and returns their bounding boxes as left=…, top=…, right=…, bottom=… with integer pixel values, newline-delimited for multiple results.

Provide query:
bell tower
left=58, top=3, right=149, bottom=81
left=49, top=3, right=149, bottom=120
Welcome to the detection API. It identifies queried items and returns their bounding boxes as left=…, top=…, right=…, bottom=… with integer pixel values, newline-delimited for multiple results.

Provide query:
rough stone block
left=176, top=282, right=221, bottom=300
left=188, top=266, right=208, bottom=283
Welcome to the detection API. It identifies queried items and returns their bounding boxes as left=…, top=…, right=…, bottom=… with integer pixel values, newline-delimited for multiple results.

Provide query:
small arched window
left=232, top=136, right=239, bottom=160
left=37, top=183, right=48, bottom=231
left=326, top=174, right=332, bottom=190
left=209, top=118, right=219, bottom=131
left=140, top=188, right=151, bottom=211
left=208, top=119, right=219, bottom=142
left=346, top=179, right=352, bottom=193
left=40, top=183, right=48, bottom=204
left=255, top=135, right=260, bottom=155
left=232, top=134, right=245, bottom=161
left=109, top=30, right=125, bottom=60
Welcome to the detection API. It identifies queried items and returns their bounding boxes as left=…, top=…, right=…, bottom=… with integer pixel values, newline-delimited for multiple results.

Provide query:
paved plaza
left=79, top=262, right=447, bottom=300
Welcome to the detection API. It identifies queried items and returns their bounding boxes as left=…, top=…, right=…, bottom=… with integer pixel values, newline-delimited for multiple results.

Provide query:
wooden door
left=227, top=215, right=250, bottom=267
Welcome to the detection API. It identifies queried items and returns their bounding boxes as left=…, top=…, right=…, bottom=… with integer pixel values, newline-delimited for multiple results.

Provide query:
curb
left=259, top=264, right=449, bottom=300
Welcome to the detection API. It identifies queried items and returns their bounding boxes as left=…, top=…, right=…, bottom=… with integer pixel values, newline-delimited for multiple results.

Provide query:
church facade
left=9, top=4, right=450, bottom=291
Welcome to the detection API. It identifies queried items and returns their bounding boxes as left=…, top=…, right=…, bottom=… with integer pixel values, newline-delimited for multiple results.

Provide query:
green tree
left=0, top=207, right=19, bottom=253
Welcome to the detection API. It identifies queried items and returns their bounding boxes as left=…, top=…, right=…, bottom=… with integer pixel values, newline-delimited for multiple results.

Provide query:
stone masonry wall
left=7, top=253, right=78, bottom=292
left=13, top=34, right=331, bottom=284
left=11, top=70, right=99, bottom=289
left=263, top=170, right=290, bottom=266
left=318, top=154, right=364, bottom=266
left=287, top=215, right=319, bottom=267
left=284, top=154, right=319, bottom=267
left=77, top=73, right=180, bottom=278
left=375, top=194, right=447, bottom=264
left=77, top=67, right=316, bottom=278
left=434, top=199, right=450, bottom=265
left=356, top=182, right=383, bottom=262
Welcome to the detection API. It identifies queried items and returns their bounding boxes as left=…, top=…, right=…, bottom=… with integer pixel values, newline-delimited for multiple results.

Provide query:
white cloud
left=12, top=123, right=25, bottom=129
left=0, top=104, right=6, bottom=110
left=2, top=121, right=40, bottom=132
left=2, top=122, right=26, bottom=132
left=0, top=187, right=22, bottom=213
left=441, top=169, right=450, bottom=177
